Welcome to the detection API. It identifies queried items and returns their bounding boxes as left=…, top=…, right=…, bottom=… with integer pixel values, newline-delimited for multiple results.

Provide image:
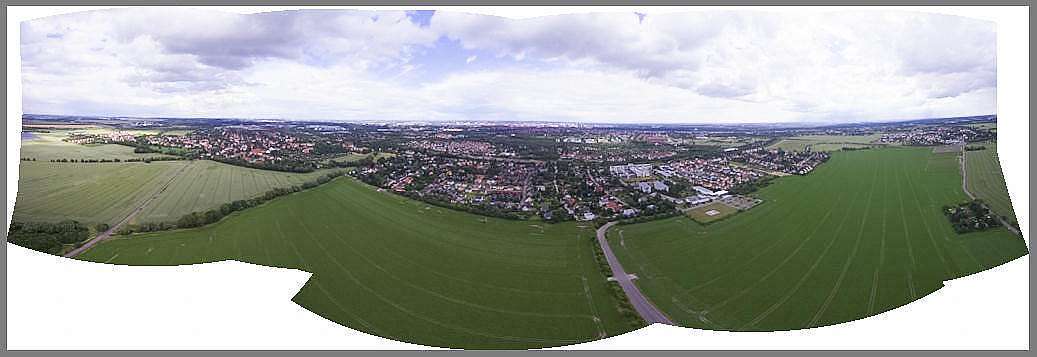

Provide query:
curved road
left=595, top=221, right=674, bottom=325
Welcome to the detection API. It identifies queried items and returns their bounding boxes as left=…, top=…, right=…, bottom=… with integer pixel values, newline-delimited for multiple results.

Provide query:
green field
left=77, top=178, right=639, bottom=348
left=608, top=147, right=1027, bottom=331
left=769, top=134, right=883, bottom=152
left=686, top=202, right=737, bottom=224
left=14, top=161, right=184, bottom=225
left=324, top=152, right=396, bottom=164
left=131, top=160, right=337, bottom=223
left=965, top=142, right=1017, bottom=222
left=14, top=160, right=338, bottom=226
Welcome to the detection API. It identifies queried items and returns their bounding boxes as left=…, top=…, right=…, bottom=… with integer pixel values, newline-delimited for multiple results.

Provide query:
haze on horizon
left=21, top=9, right=997, bottom=124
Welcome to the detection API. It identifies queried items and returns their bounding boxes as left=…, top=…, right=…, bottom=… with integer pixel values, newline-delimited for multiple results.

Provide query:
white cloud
left=20, top=9, right=997, bottom=123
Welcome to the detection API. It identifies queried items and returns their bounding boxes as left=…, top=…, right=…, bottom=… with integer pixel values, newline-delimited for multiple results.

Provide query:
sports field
left=14, top=159, right=338, bottom=225
left=686, top=202, right=737, bottom=224
left=965, top=142, right=1017, bottom=222
left=607, top=147, right=1027, bottom=331
left=768, top=134, right=883, bottom=152
left=76, top=178, right=640, bottom=349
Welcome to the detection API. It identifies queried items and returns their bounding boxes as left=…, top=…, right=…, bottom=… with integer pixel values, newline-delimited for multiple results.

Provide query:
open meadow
left=965, top=141, right=1017, bottom=222
left=77, top=177, right=640, bottom=349
left=608, top=147, right=1027, bottom=331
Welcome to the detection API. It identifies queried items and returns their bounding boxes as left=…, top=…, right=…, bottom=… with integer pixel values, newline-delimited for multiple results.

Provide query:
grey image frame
left=0, top=0, right=1032, bottom=354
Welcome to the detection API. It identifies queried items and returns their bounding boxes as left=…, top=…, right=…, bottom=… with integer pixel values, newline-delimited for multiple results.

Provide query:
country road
left=595, top=221, right=674, bottom=325
left=959, top=146, right=1021, bottom=237
left=63, top=162, right=192, bottom=258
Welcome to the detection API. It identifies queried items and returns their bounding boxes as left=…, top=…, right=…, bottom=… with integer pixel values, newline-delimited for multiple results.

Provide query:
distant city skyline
left=21, top=9, right=997, bottom=124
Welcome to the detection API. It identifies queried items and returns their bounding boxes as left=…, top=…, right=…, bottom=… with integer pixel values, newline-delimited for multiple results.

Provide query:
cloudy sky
left=20, top=8, right=996, bottom=124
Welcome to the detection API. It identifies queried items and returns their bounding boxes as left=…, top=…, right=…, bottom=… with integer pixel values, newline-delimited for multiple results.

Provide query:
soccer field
left=76, top=177, right=640, bottom=349
left=965, top=142, right=1017, bottom=223
left=607, top=147, right=1027, bottom=331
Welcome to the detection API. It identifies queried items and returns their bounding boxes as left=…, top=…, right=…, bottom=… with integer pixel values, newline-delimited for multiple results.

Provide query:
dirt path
left=63, top=162, right=192, bottom=258
left=595, top=221, right=674, bottom=325
left=959, top=147, right=1021, bottom=237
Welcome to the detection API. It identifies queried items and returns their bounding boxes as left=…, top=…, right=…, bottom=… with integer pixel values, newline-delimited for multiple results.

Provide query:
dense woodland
left=8, top=221, right=98, bottom=255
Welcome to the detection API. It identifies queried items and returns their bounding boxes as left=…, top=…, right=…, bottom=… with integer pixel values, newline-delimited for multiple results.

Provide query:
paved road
left=595, top=221, right=675, bottom=325
left=63, top=162, right=191, bottom=258
left=959, top=147, right=1021, bottom=237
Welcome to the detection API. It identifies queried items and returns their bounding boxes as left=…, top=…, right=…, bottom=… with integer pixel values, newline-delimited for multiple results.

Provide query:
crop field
left=13, top=161, right=185, bottom=225
left=77, top=178, right=639, bottom=349
left=608, top=147, right=1027, bottom=331
left=14, top=158, right=339, bottom=225
left=965, top=142, right=1017, bottom=222
left=768, top=134, right=884, bottom=152
left=131, top=160, right=338, bottom=223
left=686, top=202, right=738, bottom=224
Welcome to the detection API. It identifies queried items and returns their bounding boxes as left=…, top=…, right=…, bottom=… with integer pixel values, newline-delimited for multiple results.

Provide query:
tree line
left=47, top=157, right=186, bottom=163
left=116, top=171, right=345, bottom=235
left=211, top=156, right=317, bottom=173
left=8, top=220, right=103, bottom=255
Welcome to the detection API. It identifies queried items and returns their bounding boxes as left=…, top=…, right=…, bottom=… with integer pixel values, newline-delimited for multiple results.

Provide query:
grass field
left=686, top=202, right=738, bottom=224
left=324, top=152, right=396, bottom=163
left=965, top=142, right=1017, bottom=222
left=77, top=177, right=640, bottom=349
left=768, top=134, right=884, bottom=152
left=607, top=147, right=1027, bottom=331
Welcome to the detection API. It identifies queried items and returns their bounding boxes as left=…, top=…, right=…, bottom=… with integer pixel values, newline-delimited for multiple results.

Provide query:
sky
left=20, top=8, right=997, bottom=124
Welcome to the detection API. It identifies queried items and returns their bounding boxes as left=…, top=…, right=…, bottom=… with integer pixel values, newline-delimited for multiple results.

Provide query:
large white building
left=610, top=163, right=654, bottom=179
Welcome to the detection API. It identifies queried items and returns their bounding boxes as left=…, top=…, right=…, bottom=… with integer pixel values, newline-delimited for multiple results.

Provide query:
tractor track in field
left=63, top=162, right=192, bottom=258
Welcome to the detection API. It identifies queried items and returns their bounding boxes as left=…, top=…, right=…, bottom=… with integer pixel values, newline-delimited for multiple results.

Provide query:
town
left=42, top=114, right=998, bottom=224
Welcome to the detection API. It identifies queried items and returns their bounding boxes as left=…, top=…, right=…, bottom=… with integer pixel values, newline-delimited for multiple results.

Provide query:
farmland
left=130, top=160, right=337, bottom=223
left=13, top=161, right=185, bottom=225
left=13, top=160, right=338, bottom=225
left=607, top=147, right=1027, bottom=331
left=76, top=177, right=640, bottom=349
left=965, top=142, right=1017, bottom=222
left=768, top=134, right=884, bottom=152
